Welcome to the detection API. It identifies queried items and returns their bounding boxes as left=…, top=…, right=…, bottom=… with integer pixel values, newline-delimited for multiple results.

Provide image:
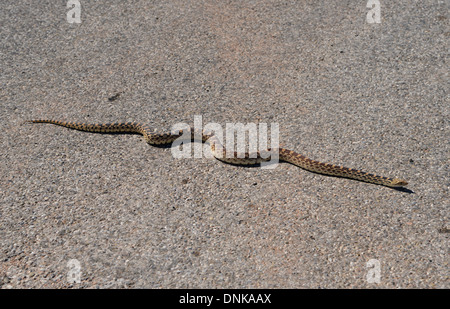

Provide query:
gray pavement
left=1, top=1, right=448, bottom=288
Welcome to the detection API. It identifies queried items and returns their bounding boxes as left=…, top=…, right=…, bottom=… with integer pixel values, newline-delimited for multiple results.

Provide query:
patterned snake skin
left=26, top=119, right=408, bottom=188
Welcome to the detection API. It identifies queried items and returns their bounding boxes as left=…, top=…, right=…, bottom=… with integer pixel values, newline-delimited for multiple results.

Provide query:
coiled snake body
left=26, top=119, right=408, bottom=188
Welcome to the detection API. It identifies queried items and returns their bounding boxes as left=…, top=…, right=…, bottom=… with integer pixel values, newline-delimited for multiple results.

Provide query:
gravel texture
left=1, top=1, right=448, bottom=288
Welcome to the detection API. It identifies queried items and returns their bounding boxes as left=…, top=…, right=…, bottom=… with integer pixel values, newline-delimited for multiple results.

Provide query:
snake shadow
left=69, top=131, right=176, bottom=149
left=390, top=186, right=414, bottom=193
left=70, top=133, right=414, bottom=193
left=215, top=158, right=414, bottom=193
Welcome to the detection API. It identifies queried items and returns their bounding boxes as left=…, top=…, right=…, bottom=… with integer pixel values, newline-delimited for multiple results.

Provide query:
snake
left=25, top=119, right=408, bottom=188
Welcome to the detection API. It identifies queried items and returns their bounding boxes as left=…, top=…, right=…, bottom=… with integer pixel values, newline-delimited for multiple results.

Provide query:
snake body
left=26, top=119, right=408, bottom=188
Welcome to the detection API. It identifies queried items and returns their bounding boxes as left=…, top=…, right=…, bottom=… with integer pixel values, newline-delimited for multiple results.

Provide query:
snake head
left=390, top=178, right=408, bottom=187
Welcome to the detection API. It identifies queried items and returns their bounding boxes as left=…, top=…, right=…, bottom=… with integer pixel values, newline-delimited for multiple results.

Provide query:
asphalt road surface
left=1, top=1, right=448, bottom=288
